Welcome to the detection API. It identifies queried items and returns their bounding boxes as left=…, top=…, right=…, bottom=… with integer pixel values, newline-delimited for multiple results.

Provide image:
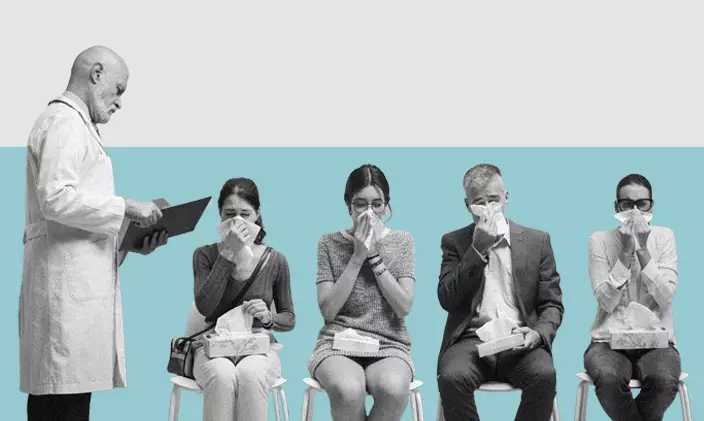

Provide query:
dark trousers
left=27, top=393, right=92, bottom=421
left=437, top=336, right=557, bottom=421
left=584, top=341, right=681, bottom=421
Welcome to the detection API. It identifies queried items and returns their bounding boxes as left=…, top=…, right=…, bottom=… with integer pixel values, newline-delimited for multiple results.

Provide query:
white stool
left=300, top=377, right=425, bottom=421
left=574, top=371, right=691, bottom=421
left=168, top=375, right=290, bottom=421
left=436, top=382, right=561, bottom=421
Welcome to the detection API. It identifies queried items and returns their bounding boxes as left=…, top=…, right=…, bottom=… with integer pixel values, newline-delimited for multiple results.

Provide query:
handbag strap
left=187, top=246, right=273, bottom=340
left=231, top=246, right=272, bottom=305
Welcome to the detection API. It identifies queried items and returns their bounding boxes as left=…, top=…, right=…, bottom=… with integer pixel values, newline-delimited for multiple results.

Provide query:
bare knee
left=326, top=378, right=367, bottom=406
left=370, top=373, right=410, bottom=407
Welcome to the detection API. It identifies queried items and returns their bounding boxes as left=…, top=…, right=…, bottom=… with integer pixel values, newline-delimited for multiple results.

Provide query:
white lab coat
left=19, top=92, right=128, bottom=395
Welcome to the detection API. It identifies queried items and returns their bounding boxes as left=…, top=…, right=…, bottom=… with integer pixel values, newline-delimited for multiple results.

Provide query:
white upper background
left=1, top=1, right=702, bottom=147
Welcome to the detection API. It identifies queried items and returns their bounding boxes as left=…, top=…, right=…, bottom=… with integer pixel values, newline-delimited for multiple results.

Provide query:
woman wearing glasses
left=584, top=174, right=681, bottom=421
left=308, top=164, right=416, bottom=421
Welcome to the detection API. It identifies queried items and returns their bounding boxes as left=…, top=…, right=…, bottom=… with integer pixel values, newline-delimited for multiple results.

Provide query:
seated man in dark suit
left=436, top=163, right=564, bottom=421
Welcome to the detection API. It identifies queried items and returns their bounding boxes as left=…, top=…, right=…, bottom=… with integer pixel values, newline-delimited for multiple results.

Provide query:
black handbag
left=167, top=247, right=272, bottom=378
left=167, top=324, right=215, bottom=378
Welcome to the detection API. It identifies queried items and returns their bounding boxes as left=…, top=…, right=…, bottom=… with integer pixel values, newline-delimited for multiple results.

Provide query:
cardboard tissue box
left=203, top=305, right=270, bottom=358
left=333, top=328, right=380, bottom=353
left=476, top=318, right=526, bottom=358
left=609, top=329, right=669, bottom=350
left=203, top=332, right=270, bottom=358
left=608, top=302, right=670, bottom=350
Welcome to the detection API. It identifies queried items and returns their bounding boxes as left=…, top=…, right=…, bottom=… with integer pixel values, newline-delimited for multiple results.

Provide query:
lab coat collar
left=50, top=91, right=104, bottom=147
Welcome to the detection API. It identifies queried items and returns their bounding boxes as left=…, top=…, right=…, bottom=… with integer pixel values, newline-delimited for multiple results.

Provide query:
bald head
left=69, top=46, right=127, bottom=84
left=66, top=46, right=129, bottom=125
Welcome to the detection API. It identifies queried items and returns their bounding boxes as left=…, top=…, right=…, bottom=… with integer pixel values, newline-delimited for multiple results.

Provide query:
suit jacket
left=437, top=219, right=564, bottom=364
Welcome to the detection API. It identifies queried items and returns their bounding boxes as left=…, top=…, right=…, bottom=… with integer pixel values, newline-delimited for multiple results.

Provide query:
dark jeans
left=27, top=393, right=92, bottom=421
left=438, top=336, right=557, bottom=421
left=584, top=341, right=681, bottom=421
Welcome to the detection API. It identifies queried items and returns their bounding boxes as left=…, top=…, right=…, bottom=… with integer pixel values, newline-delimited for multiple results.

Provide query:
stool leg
left=307, top=389, right=316, bottom=421
left=575, top=381, right=588, bottom=421
left=273, top=388, right=281, bottom=421
left=551, top=396, right=560, bottom=421
left=279, top=387, right=291, bottom=421
left=414, top=390, right=425, bottom=421
left=410, top=391, right=418, bottom=421
left=679, top=382, right=692, bottom=421
left=574, top=382, right=584, bottom=421
left=300, top=389, right=310, bottom=421
left=300, top=388, right=315, bottom=421
left=168, top=385, right=181, bottom=421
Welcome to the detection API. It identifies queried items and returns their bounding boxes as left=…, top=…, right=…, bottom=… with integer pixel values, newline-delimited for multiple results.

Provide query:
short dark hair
left=463, top=164, right=502, bottom=191
left=344, top=164, right=392, bottom=217
left=616, top=174, right=652, bottom=198
left=217, top=177, right=266, bottom=244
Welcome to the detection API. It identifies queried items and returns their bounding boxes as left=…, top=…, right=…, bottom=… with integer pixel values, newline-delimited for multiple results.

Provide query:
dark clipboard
left=118, top=196, right=212, bottom=251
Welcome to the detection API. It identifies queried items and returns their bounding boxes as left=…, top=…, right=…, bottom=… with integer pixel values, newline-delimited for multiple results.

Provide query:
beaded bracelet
left=370, top=259, right=384, bottom=269
left=373, top=267, right=387, bottom=277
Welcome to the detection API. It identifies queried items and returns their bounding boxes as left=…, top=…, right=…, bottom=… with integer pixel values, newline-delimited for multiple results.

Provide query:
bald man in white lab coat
left=20, top=46, right=168, bottom=421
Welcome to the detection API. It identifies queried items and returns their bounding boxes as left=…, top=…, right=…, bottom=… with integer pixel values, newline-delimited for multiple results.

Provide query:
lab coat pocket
left=64, top=238, right=113, bottom=302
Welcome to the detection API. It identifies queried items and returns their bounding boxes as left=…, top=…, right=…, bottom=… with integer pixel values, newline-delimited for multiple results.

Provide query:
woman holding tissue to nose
left=190, top=178, right=295, bottom=421
left=584, top=174, right=681, bottom=421
left=308, top=164, right=416, bottom=421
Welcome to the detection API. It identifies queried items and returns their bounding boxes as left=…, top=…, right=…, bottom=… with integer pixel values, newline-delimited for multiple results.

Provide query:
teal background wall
left=1, top=147, right=697, bottom=420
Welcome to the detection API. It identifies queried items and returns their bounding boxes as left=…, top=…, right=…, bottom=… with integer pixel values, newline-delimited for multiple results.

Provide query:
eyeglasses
left=352, top=199, right=387, bottom=214
left=616, top=198, right=653, bottom=212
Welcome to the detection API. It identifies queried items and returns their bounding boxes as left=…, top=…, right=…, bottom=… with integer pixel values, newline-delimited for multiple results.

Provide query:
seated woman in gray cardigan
left=192, top=177, right=295, bottom=421
left=308, top=164, right=416, bottom=421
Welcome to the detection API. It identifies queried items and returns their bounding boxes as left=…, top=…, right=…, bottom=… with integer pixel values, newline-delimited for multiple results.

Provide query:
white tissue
left=218, top=217, right=262, bottom=265
left=333, top=328, right=380, bottom=353
left=476, top=318, right=519, bottom=342
left=470, top=203, right=509, bottom=236
left=358, top=209, right=385, bottom=249
left=615, top=209, right=653, bottom=224
left=475, top=317, right=525, bottom=357
left=214, top=305, right=253, bottom=335
left=337, top=328, right=365, bottom=339
left=612, top=302, right=663, bottom=331
left=608, top=302, right=669, bottom=350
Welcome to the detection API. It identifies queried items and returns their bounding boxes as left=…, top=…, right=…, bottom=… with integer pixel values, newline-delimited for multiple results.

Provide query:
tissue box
left=477, top=333, right=525, bottom=358
left=333, top=335, right=380, bottom=353
left=203, top=333, right=270, bottom=358
left=609, top=330, right=669, bottom=350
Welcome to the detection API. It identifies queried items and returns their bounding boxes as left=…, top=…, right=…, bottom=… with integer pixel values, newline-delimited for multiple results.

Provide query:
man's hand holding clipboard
left=119, top=196, right=212, bottom=253
left=121, top=198, right=169, bottom=255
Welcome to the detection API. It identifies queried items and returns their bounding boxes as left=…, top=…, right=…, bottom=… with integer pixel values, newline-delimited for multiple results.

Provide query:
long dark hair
left=217, top=178, right=266, bottom=244
left=344, top=164, right=392, bottom=219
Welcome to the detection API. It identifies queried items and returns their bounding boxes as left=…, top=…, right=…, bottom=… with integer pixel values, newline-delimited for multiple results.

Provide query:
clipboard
left=119, top=196, right=212, bottom=251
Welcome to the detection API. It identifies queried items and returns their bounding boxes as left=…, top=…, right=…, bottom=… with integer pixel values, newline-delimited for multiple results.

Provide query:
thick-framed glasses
left=616, top=198, right=653, bottom=212
left=352, top=199, right=387, bottom=214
